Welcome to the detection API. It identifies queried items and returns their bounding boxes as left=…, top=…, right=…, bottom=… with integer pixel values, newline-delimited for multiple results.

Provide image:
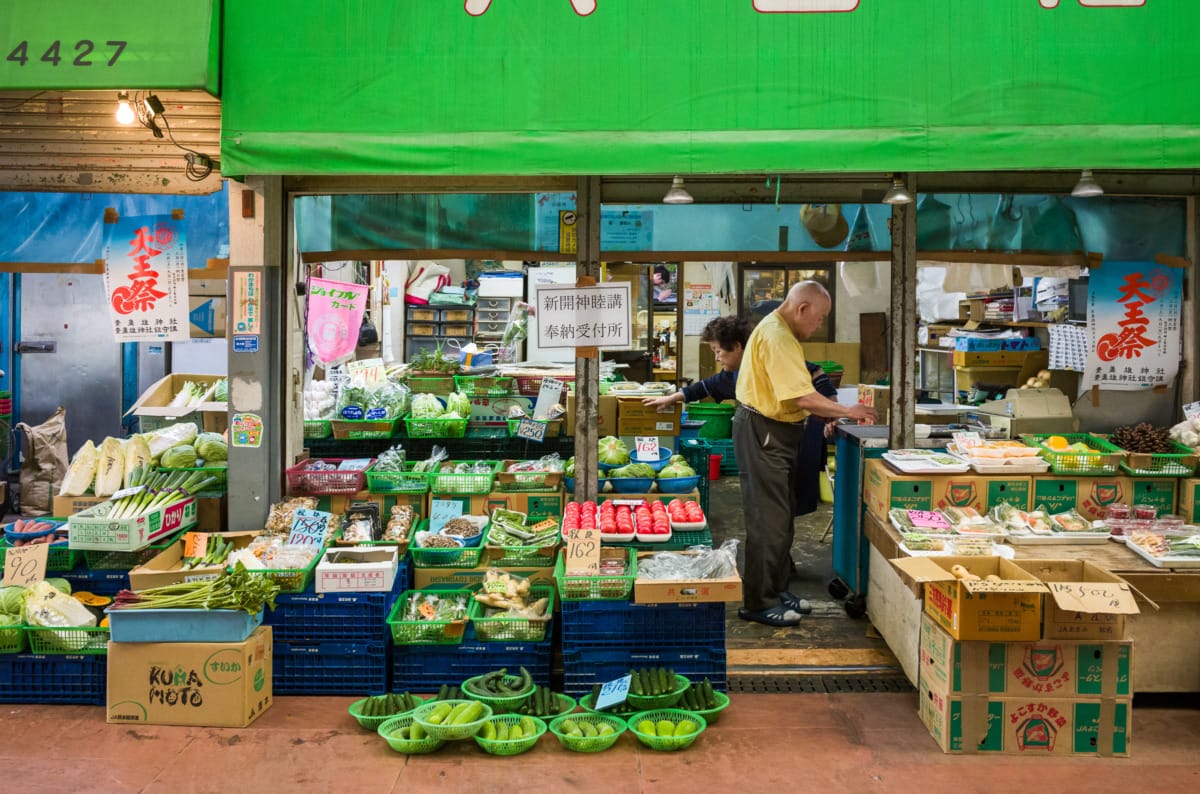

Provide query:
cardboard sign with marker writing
left=430, top=499, right=464, bottom=533
left=564, top=527, right=600, bottom=576
left=183, top=532, right=210, bottom=559
left=907, top=510, right=950, bottom=531
left=4, top=543, right=49, bottom=587
left=288, top=509, right=333, bottom=547
left=635, top=436, right=660, bottom=460
left=516, top=417, right=547, bottom=442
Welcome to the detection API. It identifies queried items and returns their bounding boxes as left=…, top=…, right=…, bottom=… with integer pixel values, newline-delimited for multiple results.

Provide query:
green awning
left=221, top=0, right=1200, bottom=177
left=0, top=0, right=219, bottom=94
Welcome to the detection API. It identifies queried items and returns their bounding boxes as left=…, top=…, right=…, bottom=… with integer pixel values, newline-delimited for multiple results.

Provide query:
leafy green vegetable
left=609, top=462, right=656, bottom=479
left=564, top=456, right=575, bottom=477
left=598, top=436, right=630, bottom=466
left=375, top=444, right=407, bottom=472
left=446, top=391, right=472, bottom=418
left=0, top=586, right=27, bottom=617
left=195, top=433, right=228, bottom=463
left=411, top=393, right=445, bottom=419
left=161, top=444, right=199, bottom=469
left=659, top=461, right=696, bottom=478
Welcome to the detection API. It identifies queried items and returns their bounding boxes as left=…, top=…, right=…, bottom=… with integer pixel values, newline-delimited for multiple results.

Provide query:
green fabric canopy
left=221, top=0, right=1200, bottom=177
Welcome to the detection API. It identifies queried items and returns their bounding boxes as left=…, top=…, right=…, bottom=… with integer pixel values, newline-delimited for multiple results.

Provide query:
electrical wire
left=132, top=90, right=219, bottom=181
left=0, top=91, right=48, bottom=110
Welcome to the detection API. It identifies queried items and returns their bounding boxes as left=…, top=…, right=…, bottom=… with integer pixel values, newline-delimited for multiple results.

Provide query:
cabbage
left=446, top=391, right=472, bottom=418
left=609, top=462, right=656, bottom=479
left=161, top=444, right=199, bottom=469
left=143, top=423, right=199, bottom=460
left=659, top=462, right=696, bottom=479
left=46, top=578, right=71, bottom=595
left=411, top=393, right=445, bottom=419
left=195, top=432, right=228, bottom=462
left=598, top=436, right=630, bottom=466
left=669, top=454, right=687, bottom=464
left=0, top=586, right=27, bottom=617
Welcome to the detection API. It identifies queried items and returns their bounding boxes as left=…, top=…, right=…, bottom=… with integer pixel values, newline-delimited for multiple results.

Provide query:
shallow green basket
left=626, top=674, right=690, bottom=710
left=548, top=713, right=628, bottom=753
left=473, top=714, right=547, bottom=756
left=412, top=699, right=493, bottom=741
left=577, top=692, right=638, bottom=718
left=627, top=709, right=707, bottom=752
left=386, top=589, right=471, bottom=645
left=349, top=693, right=425, bottom=730
left=0, top=625, right=26, bottom=654
left=25, top=625, right=110, bottom=655
left=0, top=540, right=77, bottom=571
left=303, top=419, right=332, bottom=439
left=462, top=674, right=536, bottom=713
left=520, top=692, right=577, bottom=719
left=680, top=690, right=731, bottom=724
left=377, top=714, right=446, bottom=755
left=469, top=585, right=555, bottom=643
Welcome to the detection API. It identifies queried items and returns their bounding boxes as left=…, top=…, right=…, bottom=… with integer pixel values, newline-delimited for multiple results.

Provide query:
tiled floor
left=6, top=693, right=1197, bottom=793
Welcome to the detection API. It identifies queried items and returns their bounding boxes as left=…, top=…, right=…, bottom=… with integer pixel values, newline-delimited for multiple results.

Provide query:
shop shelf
left=560, top=600, right=725, bottom=649
left=561, top=644, right=728, bottom=697
left=264, top=563, right=409, bottom=644
left=0, top=653, right=107, bottom=705
left=272, top=641, right=389, bottom=696
left=390, top=636, right=552, bottom=692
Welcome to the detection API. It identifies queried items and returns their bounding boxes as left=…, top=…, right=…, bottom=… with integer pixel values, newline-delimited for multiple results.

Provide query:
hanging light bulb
left=115, top=91, right=135, bottom=125
left=662, top=176, right=694, bottom=205
left=1071, top=169, right=1103, bottom=198
left=882, top=178, right=914, bottom=205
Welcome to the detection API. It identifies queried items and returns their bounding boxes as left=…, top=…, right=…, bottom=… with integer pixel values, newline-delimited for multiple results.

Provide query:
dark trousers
left=733, top=406, right=808, bottom=612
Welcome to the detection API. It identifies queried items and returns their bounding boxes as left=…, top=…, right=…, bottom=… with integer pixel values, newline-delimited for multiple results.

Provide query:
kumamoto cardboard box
left=863, top=460, right=1030, bottom=520
left=1011, top=559, right=1141, bottom=641
left=1031, top=476, right=1129, bottom=521
left=565, top=394, right=618, bottom=437
left=891, top=556, right=1047, bottom=642
left=918, top=612, right=1133, bottom=698
left=107, top=625, right=273, bottom=728
left=616, top=398, right=682, bottom=436
left=918, top=679, right=1130, bottom=756
left=1179, top=479, right=1200, bottom=523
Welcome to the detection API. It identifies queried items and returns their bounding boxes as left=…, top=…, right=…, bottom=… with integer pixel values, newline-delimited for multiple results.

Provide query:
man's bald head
left=778, top=280, right=831, bottom=339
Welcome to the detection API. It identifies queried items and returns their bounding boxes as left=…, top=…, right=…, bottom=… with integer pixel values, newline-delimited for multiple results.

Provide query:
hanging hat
left=800, top=203, right=850, bottom=249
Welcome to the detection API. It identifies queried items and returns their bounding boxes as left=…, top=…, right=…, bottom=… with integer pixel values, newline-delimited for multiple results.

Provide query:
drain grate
left=730, top=674, right=914, bottom=695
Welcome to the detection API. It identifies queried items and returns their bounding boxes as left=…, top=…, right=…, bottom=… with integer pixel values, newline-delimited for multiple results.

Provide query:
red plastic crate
left=285, top=458, right=375, bottom=495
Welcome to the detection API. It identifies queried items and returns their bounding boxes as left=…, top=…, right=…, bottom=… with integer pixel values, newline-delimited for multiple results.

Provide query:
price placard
left=906, top=510, right=950, bottom=531
left=183, top=531, right=209, bottom=559
left=564, top=527, right=600, bottom=576
left=595, top=674, right=633, bottom=711
left=337, top=458, right=373, bottom=471
left=515, top=417, right=547, bottom=442
left=1184, top=401, right=1200, bottom=421
left=110, top=484, right=145, bottom=501
left=287, top=509, right=333, bottom=547
left=533, top=377, right=564, bottom=420
left=635, top=436, right=660, bottom=461
left=430, top=499, right=464, bottom=533
left=4, top=543, right=49, bottom=587
left=347, top=357, right=387, bottom=389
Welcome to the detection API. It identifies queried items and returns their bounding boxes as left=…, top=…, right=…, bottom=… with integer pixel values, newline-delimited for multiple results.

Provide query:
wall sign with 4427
left=6, top=39, right=128, bottom=68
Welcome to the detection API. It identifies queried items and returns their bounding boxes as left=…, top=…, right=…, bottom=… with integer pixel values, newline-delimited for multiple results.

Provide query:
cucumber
left=520, top=716, right=536, bottom=736
left=496, top=721, right=509, bottom=741
left=629, top=670, right=643, bottom=695
left=579, top=719, right=598, bottom=737
left=659, top=667, right=671, bottom=694
left=410, top=721, right=426, bottom=740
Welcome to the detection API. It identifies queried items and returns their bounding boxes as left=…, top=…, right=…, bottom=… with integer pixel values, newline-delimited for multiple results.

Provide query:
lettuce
left=598, top=436, right=630, bottom=466
left=411, top=393, right=445, bottom=419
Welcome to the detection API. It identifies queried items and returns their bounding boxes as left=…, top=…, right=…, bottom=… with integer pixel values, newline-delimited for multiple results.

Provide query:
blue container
left=560, top=600, right=725, bottom=649
left=391, top=634, right=551, bottom=692
left=273, top=641, right=389, bottom=696
left=631, top=447, right=673, bottom=473
left=561, top=644, right=727, bottom=696
left=0, top=653, right=107, bottom=705
left=265, top=562, right=408, bottom=644
left=656, top=475, right=700, bottom=494
left=609, top=477, right=655, bottom=493
left=60, top=567, right=130, bottom=596
left=3, top=519, right=63, bottom=544
left=106, top=607, right=264, bottom=643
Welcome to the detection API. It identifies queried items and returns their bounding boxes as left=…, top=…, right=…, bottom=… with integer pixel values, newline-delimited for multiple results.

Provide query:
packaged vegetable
left=142, top=423, right=199, bottom=461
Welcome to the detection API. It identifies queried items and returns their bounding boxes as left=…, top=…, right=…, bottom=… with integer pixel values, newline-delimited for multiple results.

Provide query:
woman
left=793, top=365, right=840, bottom=517
left=642, top=315, right=750, bottom=409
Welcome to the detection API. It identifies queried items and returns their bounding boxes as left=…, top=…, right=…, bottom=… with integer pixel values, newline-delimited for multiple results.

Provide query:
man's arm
left=795, top=391, right=876, bottom=422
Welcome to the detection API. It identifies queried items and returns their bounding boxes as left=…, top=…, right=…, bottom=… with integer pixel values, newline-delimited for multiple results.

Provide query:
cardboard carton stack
left=892, top=556, right=1140, bottom=757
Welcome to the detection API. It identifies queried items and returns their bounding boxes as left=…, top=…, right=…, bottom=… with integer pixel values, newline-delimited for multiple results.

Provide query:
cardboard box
left=52, top=494, right=108, bottom=518
left=919, top=612, right=1133, bottom=698
left=1179, top=478, right=1200, bottom=523
left=1031, top=476, right=1129, bottom=521
left=857, top=385, right=890, bottom=425
left=925, top=324, right=958, bottom=347
left=1125, top=477, right=1178, bottom=518
left=633, top=551, right=742, bottom=604
left=188, top=296, right=227, bottom=338
left=467, top=396, right=535, bottom=426
left=891, top=556, right=1047, bottom=642
left=69, top=498, right=198, bottom=552
left=565, top=394, right=618, bottom=437
left=918, top=680, right=1130, bottom=756
left=129, top=531, right=262, bottom=591
left=862, top=461, right=1030, bottom=519
left=125, top=373, right=228, bottom=434
left=483, top=490, right=565, bottom=521
left=1012, top=559, right=1140, bottom=641
left=616, top=398, right=681, bottom=436
left=413, top=562, right=556, bottom=590
left=316, top=547, right=399, bottom=593
left=196, top=496, right=226, bottom=532
left=107, top=625, right=273, bottom=728
left=952, top=350, right=1038, bottom=367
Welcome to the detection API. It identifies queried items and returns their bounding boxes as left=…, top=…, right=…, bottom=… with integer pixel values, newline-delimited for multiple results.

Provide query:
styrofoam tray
left=1006, top=531, right=1113, bottom=546
left=947, top=451, right=1051, bottom=474
left=600, top=531, right=637, bottom=544
left=634, top=530, right=674, bottom=543
left=900, top=541, right=1014, bottom=559
left=882, top=453, right=970, bottom=474
left=1124, top=538, right=1200, bottom=569
left=668, top=518, right=708, bottom=532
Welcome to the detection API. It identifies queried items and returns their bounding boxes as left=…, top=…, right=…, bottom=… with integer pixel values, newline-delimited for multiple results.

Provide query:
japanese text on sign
left=288, top=509, right=333, bottom=547
left=515, top=418, right=547, bottom=442
left=534, top=284, right=631, bottom=350
left=102, top=214, right=190, bottom=342
left=564, top=528, right=600, bottom=576
left=635, top=437, right=660, bottom=460
left=4, top=543, right=48, bottom=587
left=1086, top=262, right=1182, bottom=391
left=595, top=675, right=633, bottom=711
left=307, top=275, right=368, bottom=366
left=430, top=500, right=464, bottom=533
left=907, top=510, right=950, bottom=531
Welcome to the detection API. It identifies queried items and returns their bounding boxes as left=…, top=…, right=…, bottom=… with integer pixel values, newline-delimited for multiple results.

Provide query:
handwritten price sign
left=564, top=527, right=600, bottom=576
left=534, top=377, right=564, bottom=420
left=635, top=436, right=660, bottom=461
left=595, top=674, right=633, bottom=711
left=906, top=510, right=950, bottom=531
left=4, top=543, right=49, bottom=587
left=288, top=509, right=333, bottom=547
left=515, top=418, right=547, bottom=442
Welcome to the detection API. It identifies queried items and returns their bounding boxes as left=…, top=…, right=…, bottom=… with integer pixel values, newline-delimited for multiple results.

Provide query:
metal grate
left=730, top=674, right=914, bottom=695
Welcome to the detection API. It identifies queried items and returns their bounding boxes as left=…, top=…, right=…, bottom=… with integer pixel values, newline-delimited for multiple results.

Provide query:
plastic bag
left=636, top=539, right=740, bottom=580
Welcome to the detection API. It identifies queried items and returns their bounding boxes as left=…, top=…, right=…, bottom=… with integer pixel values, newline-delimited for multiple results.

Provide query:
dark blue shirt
left=680, top=362, right=836, bottom=404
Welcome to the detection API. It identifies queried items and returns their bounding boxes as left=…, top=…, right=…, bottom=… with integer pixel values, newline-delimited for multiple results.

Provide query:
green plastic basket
left=377, top=714, right=446, bottom=755
left=1022, top=433, right=1125, bottom=475
left=627, top=674, right=690, bottom=710
left=679, top=689, right=731, bottom=724
left=303, top=419, right=332, bottom=439
left=483, top=541, right=559, bottom=568
left=553, top=547, right=637, bottom=601
left=686, top=402, right=735, bottom=439
left=386, top=589, right=471, bottom=645
left=627, top=709, right=707, bottom=752
left=469, top=585, right=555, bottom=643
left=1117, top=440, right=1199, bottom=478
left=83, top=528, right=187, bottom=570
left=243, top=551, right=320, bottom=594
left=0, top=625, right=26, bottom=654
left=548, top=713, right=628, bottom=753
left=577, top=692, right=638, bottom=718
left=462, top=674, right=536, bottom=713
left=0, top=540, right=77, bottom=571
left=25, top=625, right=110, bottom=655
left=366, top=462, right=430, bottom=494
left=505, top=418, right=563, bottom=441
left=473, top=714, right=547, bottom=756
left=349, top=693, right=425, bottom=730
left=404, top=416, right=469, bottom=439
left=409, top=521, right=489, bottom=568
left=454, top=375, right=515, bottom=397
left=429, top=461, right=500, bottom=495
left=412, top=699, right=493, bottom=741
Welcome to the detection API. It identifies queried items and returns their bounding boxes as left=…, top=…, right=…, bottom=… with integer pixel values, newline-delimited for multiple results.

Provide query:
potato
left=1037, top=369, right=1051, bottom=380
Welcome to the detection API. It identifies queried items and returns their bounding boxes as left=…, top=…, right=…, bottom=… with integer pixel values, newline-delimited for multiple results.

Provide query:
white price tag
left=595, top=675, right=632, bottom=711
left=533, top=377, right=565, bottom=420
left=635, top=436, right=660, bottom=461
left=110, top=484, right=146, bottom=501
left=515, top=418, right=547, bottom=442
left=1184, top=401, right=1200, bottom=421
left=430, top=499, right=464, bottom=533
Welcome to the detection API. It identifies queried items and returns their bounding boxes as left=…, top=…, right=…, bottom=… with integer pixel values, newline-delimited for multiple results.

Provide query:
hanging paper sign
left=288, top=509, right=333, bottom=547
left=534, top=284, right=632, bottom=350
left=307, top=276, right=369, bottom=366
left=595, top=675, right=633, bottom=711
left=430, top=500, right=464, bottom=533
left=102, top=214, right=190, bottom=343
left=534, top=377, right=565, bottom=419
left=1085, top=262, right=1183, bottom=391
left=516, top=418, right=547, bottom=442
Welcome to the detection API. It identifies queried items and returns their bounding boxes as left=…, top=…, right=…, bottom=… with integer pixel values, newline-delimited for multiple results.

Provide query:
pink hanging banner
left=307, top=277, right=368, bottom=366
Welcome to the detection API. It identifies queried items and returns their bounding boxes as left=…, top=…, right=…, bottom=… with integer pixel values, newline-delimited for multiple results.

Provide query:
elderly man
left=733, top=281, right=876, bottom=627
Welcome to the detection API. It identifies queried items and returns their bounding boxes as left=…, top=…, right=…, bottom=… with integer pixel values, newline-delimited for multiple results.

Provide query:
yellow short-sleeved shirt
left=735, top=311, right=815, bottom=423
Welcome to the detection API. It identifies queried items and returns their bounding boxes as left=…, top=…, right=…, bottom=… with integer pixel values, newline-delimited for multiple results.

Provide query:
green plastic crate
left=366, top=461, right=430, bottom=494
left=242, top=551, right=320, bottom=594
left=1022, top=433, right=1125, bottom=475
left=454, top=375, right=515, bottom=397
left=0, top=539, right=78, bottom=572
left=469, top=585, right=556, bottom=642
left=553, top=547, right=637, bottom=601
left=303, top=419, right=332, bottom=439
left=0, top=625, right=26, bottom=654
left=679, top=438, right=712, bottom=515
left=404, top=416, right=469, bottom=439
left=429, top=460, right=500, bottom=495
left=386, top=588, right=472, bottom=645
left=409, top=520, right=490, bottom=568
left=1117, top=440, right=1199, bottom=478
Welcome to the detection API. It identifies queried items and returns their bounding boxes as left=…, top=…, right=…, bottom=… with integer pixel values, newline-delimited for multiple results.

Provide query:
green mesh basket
left=386, top=589, right=471, bottom=645
left=553, top=547, right=637, bottom=601
left=462, top=674, right=536, bottom=713
left=473, top=714, right=547, bottom=756
left=349, top=693, right=425, bottom=731
left=548, top=713, right=627, bottom=753
left=411, top=699, right=493, bottom=741
left=25, top=625, right=110, bottom=655
left=626, top=673, right=689, bottom=710
left=0, top=540, right=77, bottom=571
left=377, top=714, right=446, bottom=755
left=468, top=585, right=555, bottom=643
left=519, top=692, right=577, bottom=719
left=0, top=625, right=26, bottom=654
left=679, top=689, right=731, bottom=724
left=1021, top=433, right=1125, bottom=475
left=626, top=709, right=707, bottom=752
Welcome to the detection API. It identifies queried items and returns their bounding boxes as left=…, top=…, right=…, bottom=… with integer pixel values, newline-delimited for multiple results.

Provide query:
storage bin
left=273, top=641, right=388, bottom=696
left=0, top=653, right=107, bottom=705
left=106, top=608, right=264, bottom=643
left=686, top=402, right=735, bottom=439
left=390, top=635, right=552, bottom=691
left=264, top=564, right=409, bottom=644
left=560, top=599, right=725, bottom=649
left=561, top=644, right=727, bottom=696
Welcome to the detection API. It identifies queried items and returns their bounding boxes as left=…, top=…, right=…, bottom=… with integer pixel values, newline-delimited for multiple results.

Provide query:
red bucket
left=709, top=454, right=722, bottom=480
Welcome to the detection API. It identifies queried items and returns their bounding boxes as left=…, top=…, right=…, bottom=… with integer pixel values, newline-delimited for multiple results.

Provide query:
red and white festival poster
left=102, top=214, right=190, bottom=342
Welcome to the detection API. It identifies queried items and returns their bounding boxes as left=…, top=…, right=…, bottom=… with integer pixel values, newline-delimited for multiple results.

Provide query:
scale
left=968, top=388, right=1078, bottom=438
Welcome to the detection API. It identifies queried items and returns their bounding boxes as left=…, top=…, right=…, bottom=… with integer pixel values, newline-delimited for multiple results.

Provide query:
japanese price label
left=288, top=509, right=333, bottom=547
left=595, top=675, right=633, bottom=711
left=4, top=543, right=49, bottom=587
left=564, top=527, right=600, bottom=576
left=906, top=510, right=950, bottom=531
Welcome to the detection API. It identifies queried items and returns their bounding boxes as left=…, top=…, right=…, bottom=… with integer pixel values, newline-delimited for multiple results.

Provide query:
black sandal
left=780, top=592, right=813, bottom=614
left=738, top=605, right=803, bottom=627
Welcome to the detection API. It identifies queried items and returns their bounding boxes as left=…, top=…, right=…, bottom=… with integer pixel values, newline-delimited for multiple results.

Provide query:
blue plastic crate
left=273, top=641, right=389, bottom=696
left=561, top=600, right=725, bottom=649
left=391, top=635, right=551, bottom=693
left=0, top=653, right=107, bottom=705
left=60, top=567, right=130, bottom=596
left=561, top=644, right=726, bottom=696
left=264, top=560, right=409, bottom=644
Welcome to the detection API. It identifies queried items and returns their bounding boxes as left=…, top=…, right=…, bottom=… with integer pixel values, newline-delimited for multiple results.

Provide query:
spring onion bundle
left=106, top=466, right=216, bottom=520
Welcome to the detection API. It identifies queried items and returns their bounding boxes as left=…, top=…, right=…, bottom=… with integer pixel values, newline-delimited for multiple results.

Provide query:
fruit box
left=616, top=398, right=682, bottom=436
left=863, top=460, right=1030, bottom=519
left=68, top=498, right=198, bottom=552
left=632, top=551, right=742, bottom=605
left=919, top=612, right=1133, bottom=698
left=1011, top=559, right=1141, bottom=641
left=129, top=531, right=262, bottom=591
left=890, top=556, right=1047, bottom=642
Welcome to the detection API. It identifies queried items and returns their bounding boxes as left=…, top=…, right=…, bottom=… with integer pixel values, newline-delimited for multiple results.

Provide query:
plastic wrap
left=636, top=539, right=740, bottom=580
